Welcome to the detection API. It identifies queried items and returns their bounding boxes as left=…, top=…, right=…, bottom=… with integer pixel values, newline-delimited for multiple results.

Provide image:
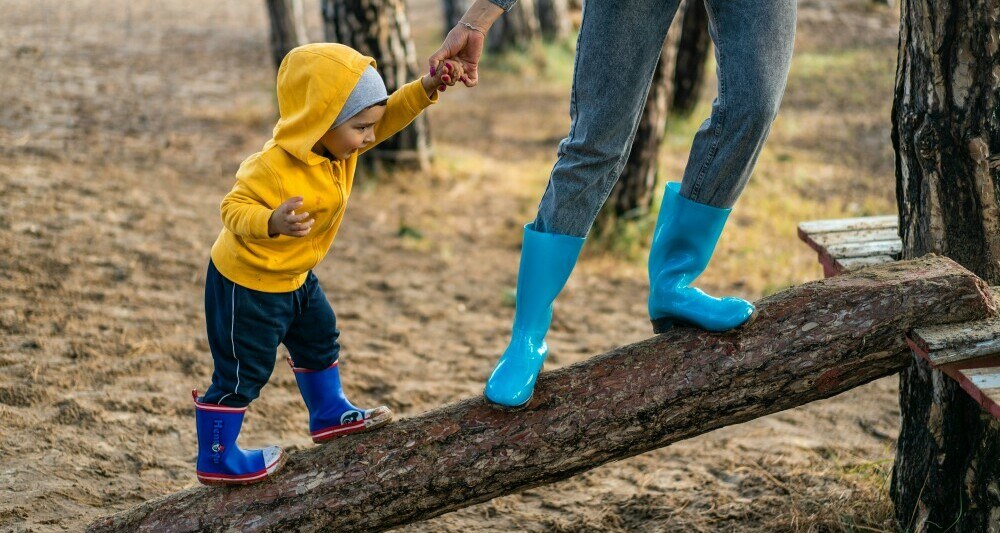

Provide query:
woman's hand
left=428, top=0, right=505, bottom=88
left=422, top=59, right=465, bottom=96
left=429, top=25, right=485, bottom=88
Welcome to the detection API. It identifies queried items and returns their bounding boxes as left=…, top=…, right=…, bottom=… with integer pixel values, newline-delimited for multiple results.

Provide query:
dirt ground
left=0, top=0, right=904, bottom=531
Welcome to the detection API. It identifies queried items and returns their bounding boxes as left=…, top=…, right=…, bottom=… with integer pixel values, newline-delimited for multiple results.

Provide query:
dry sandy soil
left=0, top=0, right=904, bottom=530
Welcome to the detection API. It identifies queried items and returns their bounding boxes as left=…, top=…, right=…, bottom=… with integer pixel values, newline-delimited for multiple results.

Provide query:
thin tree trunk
left=442, top=0, right=474, bottom=35
left=890, top=0, right=1000, bottom=530
left=90, top=257, right=995, bottom=533
left=322, top=0, right=432, bottom=171
left=487, top=0, right=540, bottom=53
left=265, top=0, right=307, bottom=71
left=535, top=0, right=570, bottom=41
left=671, top=0, right=711, bottom=117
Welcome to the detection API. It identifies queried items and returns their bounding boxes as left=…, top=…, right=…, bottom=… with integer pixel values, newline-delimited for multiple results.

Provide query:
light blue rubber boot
left=484, top=224, right=585, bottom=408
left=648, top=182, right=756, bottom=333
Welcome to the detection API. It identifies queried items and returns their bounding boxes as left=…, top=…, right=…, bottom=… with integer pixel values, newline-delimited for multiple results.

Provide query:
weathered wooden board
left=825, top=240, right=902, bottom=259
left=808, top=227, right=901, bottom=248
left=910, top=318, right=1000, bottom=365
left=957, top=367, right=1000, bottom=420
left=797, top=215, right=898, bottom=235
left=837, top=256, right=898, bottom=272
left=798, top=216, right=901, bottom=278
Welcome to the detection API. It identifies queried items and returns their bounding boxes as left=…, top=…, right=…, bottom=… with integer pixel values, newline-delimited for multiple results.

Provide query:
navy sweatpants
left=201, top=260, right=341, bottom=407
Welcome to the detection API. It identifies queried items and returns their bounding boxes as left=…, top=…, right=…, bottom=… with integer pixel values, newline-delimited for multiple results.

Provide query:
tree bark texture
left=90, top=257, right=995, bottom=533
left=321, top=0, right=431, bottom=170
left=890, top=1, right=1000, bottom=530
left=535, top=0, right=571, bottom=41
left=265, top=0, right=308, bottom=72
left=487, top=0, right=540, bottom=53
left=670, top=0, right=711, bottom=117
left=442, top=0, right=475, bottom=34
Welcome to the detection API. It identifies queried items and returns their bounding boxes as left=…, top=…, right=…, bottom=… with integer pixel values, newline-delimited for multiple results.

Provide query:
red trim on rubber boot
left=196, top=450, right=286, bottom=486
left=191, top=389, right=247, bottom=413
left=198, top=469, right=269, bottom=485
left=310, top=419, right=366, bottom=442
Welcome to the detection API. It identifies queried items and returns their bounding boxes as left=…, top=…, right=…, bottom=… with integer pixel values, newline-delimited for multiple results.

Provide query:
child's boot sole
left=197, top=450, right=287, bottom=486
left=312, top=407, right=393, bottom=443
left=651, top=309, right=758, bottom=335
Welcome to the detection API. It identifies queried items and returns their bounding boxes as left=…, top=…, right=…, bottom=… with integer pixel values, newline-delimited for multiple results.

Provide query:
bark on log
left=89, top=256, right=995, bottom=533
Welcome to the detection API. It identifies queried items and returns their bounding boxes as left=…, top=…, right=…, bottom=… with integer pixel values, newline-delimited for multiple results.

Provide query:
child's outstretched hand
left=268, top=196, right=313, bottom=238
left=421, top=59, right=465, bottom=97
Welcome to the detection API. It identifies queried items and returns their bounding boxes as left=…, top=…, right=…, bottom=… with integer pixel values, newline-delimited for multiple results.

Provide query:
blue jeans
left=533, top=0, right=797, bottom=237
left=201, top=261, right=341, bottom=407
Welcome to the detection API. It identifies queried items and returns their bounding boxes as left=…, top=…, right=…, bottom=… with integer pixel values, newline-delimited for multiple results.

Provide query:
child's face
left=317, top=105, right=387, bottom=160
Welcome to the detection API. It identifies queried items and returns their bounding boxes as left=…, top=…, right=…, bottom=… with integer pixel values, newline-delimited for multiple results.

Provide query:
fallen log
left=89, top=255, right=996, bottom=532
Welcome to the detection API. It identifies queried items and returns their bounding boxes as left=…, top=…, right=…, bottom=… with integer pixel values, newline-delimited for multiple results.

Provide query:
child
left=192, top=43, right=463, bottom=486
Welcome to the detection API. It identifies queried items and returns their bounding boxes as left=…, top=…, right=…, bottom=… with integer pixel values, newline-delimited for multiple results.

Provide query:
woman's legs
left=680, top=0, right=797, bottom=207
left=532, top=0, right=682, bottom=238
left=647, top=0, right=796, bottom=332
left=486, top=0, right=679, bottom=407
left=534, top=0, right=796, bottom=234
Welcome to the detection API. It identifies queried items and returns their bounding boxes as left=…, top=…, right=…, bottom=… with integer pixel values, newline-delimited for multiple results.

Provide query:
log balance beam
left=89, top=255, right=997, bottom=532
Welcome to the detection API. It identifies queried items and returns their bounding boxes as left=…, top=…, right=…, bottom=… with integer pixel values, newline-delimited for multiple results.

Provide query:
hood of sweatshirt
left=272, top=43, right=376, bottom=166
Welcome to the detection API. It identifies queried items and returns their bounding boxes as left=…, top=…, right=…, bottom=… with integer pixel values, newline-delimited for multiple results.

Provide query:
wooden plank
left=835, top=255, right=898, bottom=273
left=796, top=214, right=906, bottom=278
left=825, top=239, right=902, bottom=259
left=957, top=367, right=1000, bottom=420
left=798, top=215, right=898, bottom=235
left=808, top=228, right=901, bottom=247
left=910, top=317, right=1000, bottom=365
left=799, top=226, right=828, bottom=255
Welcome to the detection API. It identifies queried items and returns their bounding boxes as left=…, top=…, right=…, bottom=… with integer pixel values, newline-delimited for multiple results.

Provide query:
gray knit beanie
left=332, top=65, right=388, bottom=129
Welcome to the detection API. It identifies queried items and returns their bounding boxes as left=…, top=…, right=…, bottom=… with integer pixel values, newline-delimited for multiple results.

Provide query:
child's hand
left=268, top=196, right=313, bottom=238
left=421, top=59, right=465, bottom=97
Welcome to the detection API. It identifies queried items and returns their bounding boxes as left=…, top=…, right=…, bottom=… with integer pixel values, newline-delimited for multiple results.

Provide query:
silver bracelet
left=459, top=20, right=486, bottom=36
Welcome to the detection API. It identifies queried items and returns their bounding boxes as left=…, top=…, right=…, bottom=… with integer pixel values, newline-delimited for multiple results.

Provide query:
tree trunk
left=89, top=257, right=995, bottom=533
left=265, top=0, right=308, bottom=71
left=671, top=0, right=711, bottom=117
left=535, top=0, right=571, bottom=41
left=322, top=0, right=432, bottom=171
left=442, top=0, right=474, bottom=34
left=600, top=0, right=687, bottom=225
left=890, top=0, right=1000, bottom=530
left=487, top=0, right=540, bottom=53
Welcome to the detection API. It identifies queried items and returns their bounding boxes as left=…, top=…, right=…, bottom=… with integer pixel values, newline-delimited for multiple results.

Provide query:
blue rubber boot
left=289, top=359, right=393, bottom=443
left=648, top=182, right=756, bottom=333
left=484, top=224, right=585, bottom=408
left=193, top=390, right=285, bottom=485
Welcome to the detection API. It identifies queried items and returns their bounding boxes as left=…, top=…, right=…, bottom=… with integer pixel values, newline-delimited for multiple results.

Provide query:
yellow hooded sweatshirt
left=210, top=43, right=437, bottom=293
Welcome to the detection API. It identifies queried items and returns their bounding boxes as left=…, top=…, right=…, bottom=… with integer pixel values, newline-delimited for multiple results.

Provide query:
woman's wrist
left=457, top=20, right=487, bottom=37
left=459, top=0, right=504, bottom=33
